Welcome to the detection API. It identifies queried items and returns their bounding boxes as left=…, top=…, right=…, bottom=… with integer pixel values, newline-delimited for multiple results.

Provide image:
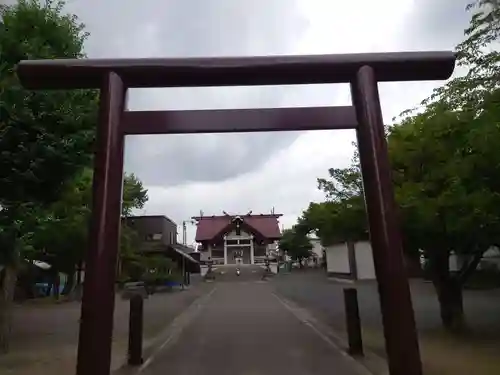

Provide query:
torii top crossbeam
left=17, top=51, right=455, bottom=89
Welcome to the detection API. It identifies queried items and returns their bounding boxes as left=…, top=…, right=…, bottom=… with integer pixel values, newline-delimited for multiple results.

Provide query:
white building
left=324, top=240, right=376, bottom=280
left=448, top=246, right=500, bottom=272
left=306, top=236, right=324, bottom=266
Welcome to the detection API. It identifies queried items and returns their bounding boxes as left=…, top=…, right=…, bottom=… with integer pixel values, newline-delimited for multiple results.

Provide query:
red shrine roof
left=192, top=213, right=282, bottom=242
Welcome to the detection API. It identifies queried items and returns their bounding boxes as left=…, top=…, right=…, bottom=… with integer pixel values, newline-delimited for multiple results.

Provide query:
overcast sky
left=58, top=0, right=471, bottom=245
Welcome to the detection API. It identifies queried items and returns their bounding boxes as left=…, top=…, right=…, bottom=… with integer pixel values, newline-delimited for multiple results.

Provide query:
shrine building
left=192, top=212, right=282, bottom=265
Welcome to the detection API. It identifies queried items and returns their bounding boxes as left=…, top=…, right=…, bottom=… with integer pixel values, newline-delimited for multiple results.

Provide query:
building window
left=226, top=239, right=238, bottom=245
left=152, top=233, right=162, bottom=240
left=235, top=225, right=241, bottom=236
left=239, top=239, right=251, bottom=245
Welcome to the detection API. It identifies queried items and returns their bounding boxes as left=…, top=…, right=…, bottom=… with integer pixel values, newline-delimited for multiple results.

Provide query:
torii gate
left=17, top=51, right=455, bottom=375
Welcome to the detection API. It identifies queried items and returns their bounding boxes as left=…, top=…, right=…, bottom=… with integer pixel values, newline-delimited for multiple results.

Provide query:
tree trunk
left=0, top=264, right=18, bottom=354
left=430, top=247, right=484, bottom=332
left=73, top=263, right=83, bottom=301
left=62, top=270, right=75, bottom=296
left=53, top=271, right=60, bottom=300
left=426, top=243, right=467, bottom=332
left=434, top=279, right=465, bottom=332
left=46, top=281, right=53, bottom=297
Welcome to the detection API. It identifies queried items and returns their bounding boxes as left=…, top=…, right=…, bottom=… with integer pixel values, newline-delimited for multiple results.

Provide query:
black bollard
left=343, top=287, right=364, bottom=356
left=128, top=293, right=144, bottom=365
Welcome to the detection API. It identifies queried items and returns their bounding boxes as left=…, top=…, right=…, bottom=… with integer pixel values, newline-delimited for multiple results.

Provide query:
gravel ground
left=0, top=278, right=213, bottom=375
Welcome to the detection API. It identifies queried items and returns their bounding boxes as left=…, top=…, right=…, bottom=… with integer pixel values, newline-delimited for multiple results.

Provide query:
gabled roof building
left=192, top=212, right=282, bottom=265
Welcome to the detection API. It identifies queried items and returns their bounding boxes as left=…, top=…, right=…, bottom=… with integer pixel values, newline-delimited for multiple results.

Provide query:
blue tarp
left=164, top=280, right=182, bottom=287
left=34, top=282, right=64, bottom=296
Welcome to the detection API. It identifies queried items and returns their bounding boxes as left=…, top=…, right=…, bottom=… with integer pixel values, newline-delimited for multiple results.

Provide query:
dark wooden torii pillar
left=17, top=51, right=455, bottom=375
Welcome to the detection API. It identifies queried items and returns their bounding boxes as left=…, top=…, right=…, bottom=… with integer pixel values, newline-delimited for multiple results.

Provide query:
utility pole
left=182, top=221, right=187, bottom=246
left=182, top=219, right=196, bottom=246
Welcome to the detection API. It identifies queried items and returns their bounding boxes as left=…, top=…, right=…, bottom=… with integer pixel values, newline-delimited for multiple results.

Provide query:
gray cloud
left=10, top=0, right=473, bottom=188
left=5, top=0, right=479, bottom=243
left=123, top=84, right=308, bottom=186
left=64, top=0, right=310, bottom=186
left=124, top=130, right=300, bottom=186
left=404, top=0, right=471, bottom=50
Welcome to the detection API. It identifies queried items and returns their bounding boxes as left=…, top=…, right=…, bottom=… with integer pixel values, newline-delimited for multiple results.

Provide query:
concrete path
left=140, top=282, right=367, bottom=375
left=273, top=270, right=500, bottom=335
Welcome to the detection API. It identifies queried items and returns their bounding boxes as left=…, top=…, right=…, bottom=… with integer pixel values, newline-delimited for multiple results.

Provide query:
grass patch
left=362, top=327, right=500, bottom=375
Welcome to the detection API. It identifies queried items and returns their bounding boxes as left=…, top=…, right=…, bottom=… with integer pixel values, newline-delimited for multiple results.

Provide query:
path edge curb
left=272, top=292, right=389, bottom=375
left=112, top=286, right=217, bottom=375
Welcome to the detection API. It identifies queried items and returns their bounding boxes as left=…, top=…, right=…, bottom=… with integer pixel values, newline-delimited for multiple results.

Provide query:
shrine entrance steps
left=210, top=264, right=266, bottom=283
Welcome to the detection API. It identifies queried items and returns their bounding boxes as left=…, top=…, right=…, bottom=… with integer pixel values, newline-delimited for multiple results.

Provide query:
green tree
left=306, top=100, right=500, bottom=331
left=121, top=173, right=148, bottom=217
left=0, top=0, right=98, bottom=352
left=300, top=150, right=368, bottom=246
left=300, top=0, right=500, bottom=332
left=419, top=0, right=500, bottom=114
left=388, top=0, right=500, bottom=331
left=316, top=148, right=363, bottom=203
left=31, top=169, right=149, bottom=297
left=279, top=227, right=313, bottom=267
left=388, top=94, right=500, bottom=331
left=31, top=169, right=92, bottom=298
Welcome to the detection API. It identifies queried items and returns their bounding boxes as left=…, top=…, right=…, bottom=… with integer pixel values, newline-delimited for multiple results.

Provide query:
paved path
left=273, top=271, right=500, bottom=335
left=272, top=271, right=500, bottom=375
left=141, top=282, right=366, bottom=375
